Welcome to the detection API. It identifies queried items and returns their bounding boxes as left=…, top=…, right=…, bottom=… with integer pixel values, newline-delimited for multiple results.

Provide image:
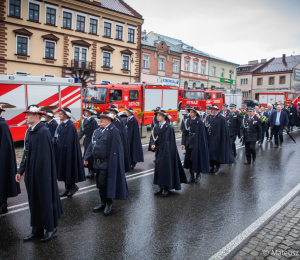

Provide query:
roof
left=254, top=55, right=300, bottom=74
left=100, top=0, right=142, bottom=19
left=141, top=35, right=182, bottom=53
left=149, top=31, right=239, bottom=65
left=238, top=63, right=266, bottom=73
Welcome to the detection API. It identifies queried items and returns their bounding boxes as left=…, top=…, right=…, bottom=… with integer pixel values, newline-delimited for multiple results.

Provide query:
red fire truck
left=178, top=89, right=224, bottom=111
left=83, top=82, right=179, bottom=125
left=0, top=75, right=82, bottom=141
left=256, top=91, right=300, bottom=106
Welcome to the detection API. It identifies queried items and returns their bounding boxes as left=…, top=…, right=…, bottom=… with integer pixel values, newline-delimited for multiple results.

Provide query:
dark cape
left=288, top=105, right=299, bottom=126
left=84, top=125, right=129, bottom=200
left=0, top=118, right=20, bottom=202
left=45, top=119, right=58, bottom=138
left=188, top=118, right=210, bottom=174
left=78, top=117, right=98, bottom=154
left=113, top=115, right=132, bottom=172
left=205, top=114, right=235, bottom=164
left=126, top=117, right=144, bottom=163
left=18, top=122, right=62, bottom=231
left=151, top=123, right=187, bottom=190
left=54, top=120, right=86, bottom=184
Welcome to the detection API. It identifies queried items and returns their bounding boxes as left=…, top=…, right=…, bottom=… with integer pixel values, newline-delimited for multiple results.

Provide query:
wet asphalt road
left=1, top=131, right=300, bottom=260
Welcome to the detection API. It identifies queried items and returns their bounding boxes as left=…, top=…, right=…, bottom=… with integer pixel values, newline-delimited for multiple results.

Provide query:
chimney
left=282, top=54, right=286, bottom=63
left=261, top=59, right=267, bottom=63
left=248, top=60, right=258, bottom=65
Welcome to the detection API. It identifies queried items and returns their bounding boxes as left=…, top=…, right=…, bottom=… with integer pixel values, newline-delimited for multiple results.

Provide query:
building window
left=29, top=3, right=39, bottom=22
left=116, top=25, right=123, bottom=40
left=257, top=78, right=263, bottom=85
left=122, top=55, right=129, bottom=70
left=76, top=15, right=85, bottom=32
left=279, top=76, right=286, bottom=84
left=46, top=7, right=56, bottom=25
left=269, top=77, right=275, bottom=85
left=129, top=90, right=139, bottom=101
left=241, top=78, right=248, bottom=85
left=193, top=63, right=198, bottom=73
left=185, top=61, right=189, bottom=71
left=89, top=18, right=98, bottom=34
left=74, top=47, right=87, bottom=61
left=63, top=11, right=72, bottom=29
left=104, top=22, right=112, bottom=37
left=221, top=68, right=225, bottom=78
left=9, top=0, right=21, bottom=17
left=242, top=91, right=249, bottom=98
left=16, top=36, right=28, bottom=56
left=45, top=41, right=55, bottom=59
left=184, top=81, right=188, bottom=89
left=128, top=28, right=135, bottom=43
left=159, top=58, right=165, bottom=71
left=229, top=70, right=233, bottom=79
left=202, top=64, right=206, bottom=75
left=212, top=66, right=216, bottom=76
left=103, top=52, right=111, bottom=67
left=173, top=60, right=179, bottom=73
left=143, top=54, right=149, bottom=68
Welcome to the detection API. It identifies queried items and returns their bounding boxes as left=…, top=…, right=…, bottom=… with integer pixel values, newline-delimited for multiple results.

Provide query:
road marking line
left=208, top=182, right=300, bottom=260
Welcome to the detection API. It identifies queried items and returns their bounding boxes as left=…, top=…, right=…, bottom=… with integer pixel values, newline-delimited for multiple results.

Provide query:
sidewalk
left=233, top=194, right=300, bottom=260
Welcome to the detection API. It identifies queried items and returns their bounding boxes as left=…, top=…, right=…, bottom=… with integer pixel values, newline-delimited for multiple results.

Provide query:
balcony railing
left=71, top=59, right=93, bottom=70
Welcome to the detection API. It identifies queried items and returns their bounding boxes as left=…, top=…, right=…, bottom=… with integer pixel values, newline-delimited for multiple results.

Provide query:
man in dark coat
left=204, top=104, right=235, bottom=173
left=0, top=103, right=20, bottom=215
left=125, top=108, right=144, bottom=170
left=241, top=107, right=262, bottom=164
left=269, top=104, right=289, bottom=148
left=219, top=104, right=229, bottom=117
left=266, top=103, right=275, bottom=141
left=259, top=106, right=268, bottom=145
left=16, top=105, right=62, bottom=242
left=84, top=111, right=128, bottom=216
left=78, top=107, right=98, bottom=178
left=179, top=106, right=190, bottom=134
left=44, top=110, right=58, bottom=138
left=150, top=109, right=187, bottom=196
left=151, top=107, right=161, bottom=132
left=226, top=104, right=243, bottom=157
left=54, top=107, right=86, bottom=197
left=181, top=107, right=210, bottom=182
left=107, top=105, right=131, bottom=173
left=287, top=101, right=299, bottom=131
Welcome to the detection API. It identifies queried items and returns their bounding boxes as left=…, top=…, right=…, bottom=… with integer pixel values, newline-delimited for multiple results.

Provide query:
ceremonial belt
left=94, top=158, right=108, bottom=163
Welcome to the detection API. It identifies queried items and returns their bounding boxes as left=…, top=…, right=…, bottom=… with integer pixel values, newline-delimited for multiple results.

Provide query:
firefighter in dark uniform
left=179, top=105, right=190, bottom=134
left=44, top=110, right=58, bottom=138
left=241, top=106, right=262, bottom=165
left=226, top=104, right=243, bottom=158
left=151, top=107, right=161, bottom=133
left=219, top=104, right=229, bottom=116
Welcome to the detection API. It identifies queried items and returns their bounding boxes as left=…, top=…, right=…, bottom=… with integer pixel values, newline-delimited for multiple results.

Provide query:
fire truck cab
left=179, top=89, right=224, bottom=111
left=83, top=83, right=179, bottom=125
left=256, top=91, right=300, bottom=106
left=0, top=75, right=82, bottom=141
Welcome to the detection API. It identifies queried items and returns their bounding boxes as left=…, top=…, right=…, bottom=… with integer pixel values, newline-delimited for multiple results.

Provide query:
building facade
left=0, top=0, right=143, bottom=85
left=140, top=33, right=181, bottom=85
left=208, top=57, right=238, bottom=90
left=252, top=55, right=300, bottom=100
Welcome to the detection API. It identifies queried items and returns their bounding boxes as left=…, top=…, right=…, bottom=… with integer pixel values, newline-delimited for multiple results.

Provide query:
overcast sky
left=126, top=0, right=300, bottom=65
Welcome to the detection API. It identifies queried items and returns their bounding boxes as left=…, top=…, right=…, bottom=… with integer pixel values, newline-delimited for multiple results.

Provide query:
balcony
left=71, top=60, right=93, bottom=71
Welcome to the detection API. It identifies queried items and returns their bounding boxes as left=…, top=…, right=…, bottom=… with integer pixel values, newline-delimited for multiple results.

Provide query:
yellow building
left=0, top=0, right=143, bottom=85
left=208, top=57, right=239, bottom=90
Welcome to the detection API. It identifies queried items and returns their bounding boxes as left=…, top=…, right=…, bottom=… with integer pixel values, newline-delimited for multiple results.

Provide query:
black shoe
left=162, top=189, right=169, bottom=197
left=67, top=184, right=79, bottom=197
left=213, top=167, right=220, bottom=173
left=244, top=161, right=251, bottom=165
left=209, top=166, right=214, bottom=173
left=234, top=154, right=237, bottom=158
left=41, top=229, right=57, bottom=242
left=188, top=172, right=195, bottom=183
left=23, top=231, right=44, bottom=242
left=93, top=202, right=106, bottom=212
left=0, top=203, right=8, bottom=215
left=59, top=185, right=70, bottom=197
left=131, top=163, right=137, bottom=170
left=154, top=188, right=163, bottom=195
left=86, top=171, right=94, bottom=179
left=104, top=203, right=113, bottom=216
left=195, top=173, right=201, bottom=183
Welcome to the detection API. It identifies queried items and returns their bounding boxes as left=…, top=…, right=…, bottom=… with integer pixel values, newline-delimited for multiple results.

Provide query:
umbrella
left=286, top=130, right=297, bottom=144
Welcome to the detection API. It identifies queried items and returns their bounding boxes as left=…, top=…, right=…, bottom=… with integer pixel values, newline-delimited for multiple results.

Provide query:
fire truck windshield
left=184, top=91, right=205, bottom=100
left=83, top=87, right=107, bottom=104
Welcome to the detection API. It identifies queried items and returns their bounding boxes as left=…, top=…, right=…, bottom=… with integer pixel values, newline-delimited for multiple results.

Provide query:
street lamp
left=130, top=57, right=134, bottom=83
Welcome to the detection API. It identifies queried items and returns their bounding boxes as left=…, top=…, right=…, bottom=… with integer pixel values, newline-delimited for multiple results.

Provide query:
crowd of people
left=0, top=99, right=299, bottom=242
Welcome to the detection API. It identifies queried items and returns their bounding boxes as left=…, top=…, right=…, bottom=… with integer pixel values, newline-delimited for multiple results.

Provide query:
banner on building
left=157, top=77, right=179, bottom=85
left=294, top=68, right=300, bottom=82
